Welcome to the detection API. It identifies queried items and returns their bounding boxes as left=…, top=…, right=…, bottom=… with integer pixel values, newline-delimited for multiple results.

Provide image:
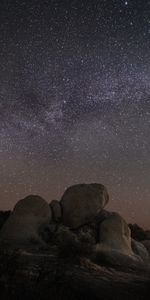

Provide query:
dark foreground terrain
left=0, top=186, right=150, bottom=300
left=0, top=247, right=150, bottom=300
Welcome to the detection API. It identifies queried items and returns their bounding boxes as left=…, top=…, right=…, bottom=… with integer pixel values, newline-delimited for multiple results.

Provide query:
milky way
left=0, top=0, right=150, bottom=227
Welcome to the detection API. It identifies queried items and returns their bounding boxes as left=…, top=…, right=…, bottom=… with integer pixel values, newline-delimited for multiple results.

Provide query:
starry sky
left=0, top=0, right=150, bottom=227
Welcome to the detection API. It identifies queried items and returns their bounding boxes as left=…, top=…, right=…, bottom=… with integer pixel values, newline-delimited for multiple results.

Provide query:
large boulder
left=0, top=195, right=52, bottom=247
left=50, top=200, right=62, bottom=222
left=93, top=213, right=143, bottom=267
left=98, top=212, right=133, bottom=255
left=60, top=183, right=109, bottom=228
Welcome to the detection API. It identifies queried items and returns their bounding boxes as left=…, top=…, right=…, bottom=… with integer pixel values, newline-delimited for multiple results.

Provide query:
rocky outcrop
left=0, top=183, right=149, bottom=276
left=93, top=212, right=143, bottom=267
left=0, top=249, right=150, bottom=300
left=98, top=212, right=133, bottom=256
left=60, top=183, right=109, bottom=228
left=0, top=195, right=52, bottom=247
left=0, top=183, right=150, bottom=300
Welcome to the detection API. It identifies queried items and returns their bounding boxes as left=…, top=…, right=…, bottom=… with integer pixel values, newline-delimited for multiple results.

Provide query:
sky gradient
left=0, top=0, right=150, bottom=227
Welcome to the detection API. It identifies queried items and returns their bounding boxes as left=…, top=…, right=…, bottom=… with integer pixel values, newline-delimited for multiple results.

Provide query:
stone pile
left=0, top=183, right=149, bottom=267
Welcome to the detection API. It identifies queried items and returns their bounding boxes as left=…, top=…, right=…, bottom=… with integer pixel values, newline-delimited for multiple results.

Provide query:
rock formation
left=0, top=195, right=52, bottom=247
left=93, top=212, right=144, bottom=267
left=98, top=212, right=133, bottom=255
left=0, top=183, right=149, bottom=270
left=0, top=183, right=150, bottom=300
left=60, top=183, right=109, bottom=228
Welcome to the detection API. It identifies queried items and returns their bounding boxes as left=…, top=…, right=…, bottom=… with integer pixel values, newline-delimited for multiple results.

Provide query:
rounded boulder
left=60, top=183, right=109, bottom=228
left=98, top=212, right=133, bottom=256
left=93, top=213, right=143, bottom=267
left=0, top=195, right=52, bottom=247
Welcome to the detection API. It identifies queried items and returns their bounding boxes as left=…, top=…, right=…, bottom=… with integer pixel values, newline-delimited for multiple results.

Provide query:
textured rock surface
left=61, top=183, right=109, bottom=228
left=0, top=195, right=52, bottom=246
left=98, top=212, right=133, bottom=256
left=50, top=200, right=62, bottom=222
left=0, top=184, right=150, bottom=300
left=0, top=249, right=150, bottom=300
left=131, top=239, right=149, bottom=263
left=92, top=212, right=142, bottom=267
left=92, top=210, right=112, bottom=225
left=93, top=247, right=143, bottom=269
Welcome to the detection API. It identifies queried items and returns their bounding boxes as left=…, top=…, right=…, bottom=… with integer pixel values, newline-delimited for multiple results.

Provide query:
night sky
left=0, top=0, right=150, bottom=227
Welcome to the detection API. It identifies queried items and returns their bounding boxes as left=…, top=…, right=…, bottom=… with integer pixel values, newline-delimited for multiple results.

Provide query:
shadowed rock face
left=131, top=239, right=149, bottom=263
left=93, top=213, right=149, bottom=267
left=93, top=212, right=141, bottom=267
left=98, top=212, right=133, bottom=255
left=0, top=184, right=150, bottom=300
left=50, top=200, right=62, bottom=222
left=141, top=240, right=150, bottom=255
left=0, top=211, right=11, bottom=230
left=0, top=195, right=52, bottom=247
left=0, top=187, right=149, bottom=272
left=144, top=230, right=150, bottom=240
left=60, top=183, right=109, bottom=228
left=129, top=223, right=147, bottom=241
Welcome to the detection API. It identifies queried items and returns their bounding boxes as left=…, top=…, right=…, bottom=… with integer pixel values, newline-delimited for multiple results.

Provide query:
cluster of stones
left=0, top=183, right=150, bottom=267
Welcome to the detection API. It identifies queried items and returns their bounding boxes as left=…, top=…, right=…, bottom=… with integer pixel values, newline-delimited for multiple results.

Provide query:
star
left=0, top=0, right=150, bottom=229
